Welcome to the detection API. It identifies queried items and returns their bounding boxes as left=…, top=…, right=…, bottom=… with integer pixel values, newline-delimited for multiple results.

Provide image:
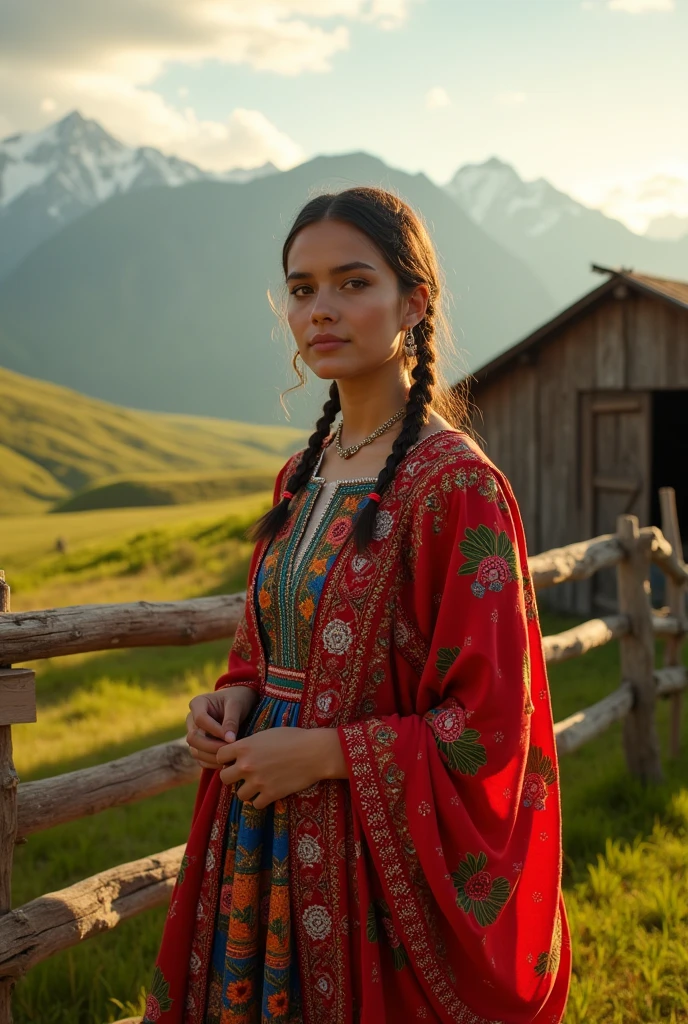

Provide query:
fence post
left=615, top=516, right=663, bottom=782
left=0, top=571, right=36, bottom=1023
left=660, top=488, right=687, bottom=758
left=0, top=570, right=16, bottom=1023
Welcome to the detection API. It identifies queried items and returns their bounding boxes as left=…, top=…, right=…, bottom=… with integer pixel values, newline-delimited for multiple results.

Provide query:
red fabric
left=147, top=430, right=571, bottom=1024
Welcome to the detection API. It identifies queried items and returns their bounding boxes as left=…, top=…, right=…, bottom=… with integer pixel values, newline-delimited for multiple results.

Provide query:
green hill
left=0, top=151, right=555, bottom=427
left=0, top=366, right=305, bottom=515
left=53, top=468, right=280, bottom=513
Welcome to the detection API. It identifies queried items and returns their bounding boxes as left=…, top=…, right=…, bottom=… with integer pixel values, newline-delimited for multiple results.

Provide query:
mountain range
left=0, top=137, right=554, bottom=426
left=0, top=111, right=278, bottom=281
left=0, top=111, right=686, bottom=428
left=445, top=157, right=688, bottom=308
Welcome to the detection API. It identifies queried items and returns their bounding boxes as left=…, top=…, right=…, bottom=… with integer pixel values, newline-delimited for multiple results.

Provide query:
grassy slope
left=0, top=365, right=305, bottom=515
left=3, top=507, right=687, bottom=1023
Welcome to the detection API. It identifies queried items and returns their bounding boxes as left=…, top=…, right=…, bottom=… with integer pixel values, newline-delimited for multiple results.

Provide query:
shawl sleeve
left=337, top=452, right=570, bottom=1023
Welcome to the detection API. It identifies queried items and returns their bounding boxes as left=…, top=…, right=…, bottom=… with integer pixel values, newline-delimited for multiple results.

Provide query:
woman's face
left=285, top=218, right=426, bottom=381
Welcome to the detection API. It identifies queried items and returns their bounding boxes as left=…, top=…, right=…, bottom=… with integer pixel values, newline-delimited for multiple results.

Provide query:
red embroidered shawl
left=150, top=429, right=571, bottom=1024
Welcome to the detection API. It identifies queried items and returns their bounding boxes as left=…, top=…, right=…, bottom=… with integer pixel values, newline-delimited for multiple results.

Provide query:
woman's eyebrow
left=286, top=261, right=376, bottom=282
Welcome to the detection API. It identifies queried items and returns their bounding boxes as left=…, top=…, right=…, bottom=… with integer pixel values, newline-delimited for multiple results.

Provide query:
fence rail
left=0, top=491, right=686, bottom=1023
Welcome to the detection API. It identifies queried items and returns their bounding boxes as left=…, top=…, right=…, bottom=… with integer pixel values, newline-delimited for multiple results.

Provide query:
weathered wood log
left=0, top=594, right=246, bottom=664
left=640, top=525, right=688, bottom=585
left=0, top=569, right=17, bottom=1022
left=652, top=615, right=683, bottom=636
left=0, top=845, right=185, bottom=978
left=655, top=666, right=687, bottom=697
left=616, top=516, right=663, bottom=782
left=555, top=683, right=634, bottom=756
left=0, top=670, right=36, bottom=727
left=17, top=739, right=200, bottom=840
left=659, top=489, right=686, bottom=756
left=527, top=534, right=624, bottom=591
left=542, top=615, right=629, bottom=664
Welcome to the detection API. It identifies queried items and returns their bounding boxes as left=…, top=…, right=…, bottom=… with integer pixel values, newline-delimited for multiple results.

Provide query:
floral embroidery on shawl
left=142, top=967, right=173, bottom=1022
left=425, top=700, right=487, bottom=776
left=231, top=612, right=253, bottom=663
left=535, top=910, right=563, bottom=977
left=458, top=524, right=518, bottom=599
left=451, top=852, right=510, bottom=927
left=522, top=745, right=558, bottom=810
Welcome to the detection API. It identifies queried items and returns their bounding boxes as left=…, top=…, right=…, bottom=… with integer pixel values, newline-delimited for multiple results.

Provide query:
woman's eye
left=290, top=279, right=368, bottom=296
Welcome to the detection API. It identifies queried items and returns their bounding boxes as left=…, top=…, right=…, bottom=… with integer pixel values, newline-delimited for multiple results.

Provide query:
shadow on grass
left=18, top=718, right=198, bottom=782
left=22, top=636, right=236, bottom=713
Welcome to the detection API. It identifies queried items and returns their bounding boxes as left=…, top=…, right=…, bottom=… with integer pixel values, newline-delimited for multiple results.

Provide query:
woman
left=143, top=186, right=571, bottom=1024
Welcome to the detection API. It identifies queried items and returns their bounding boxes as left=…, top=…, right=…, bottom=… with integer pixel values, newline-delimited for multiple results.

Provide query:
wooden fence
left=0, top=490, right=686, bottom=1024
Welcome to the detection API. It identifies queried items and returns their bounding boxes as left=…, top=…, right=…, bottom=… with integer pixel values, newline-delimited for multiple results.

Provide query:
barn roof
left=470, top=264, right=688, bottom=386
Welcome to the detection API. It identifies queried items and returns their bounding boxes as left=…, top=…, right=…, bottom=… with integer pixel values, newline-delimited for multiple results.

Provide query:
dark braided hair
left=249, top=186, right=470, bottom=551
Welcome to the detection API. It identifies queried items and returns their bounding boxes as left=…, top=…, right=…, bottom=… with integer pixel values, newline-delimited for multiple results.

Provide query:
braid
left=352, top=311, right=437, bottom=553
left=248, top=381, right=341, bottom=543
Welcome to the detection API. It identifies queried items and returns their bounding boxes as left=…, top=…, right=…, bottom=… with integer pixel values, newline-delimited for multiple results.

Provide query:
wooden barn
left=468, top=264, right=688, bottom=614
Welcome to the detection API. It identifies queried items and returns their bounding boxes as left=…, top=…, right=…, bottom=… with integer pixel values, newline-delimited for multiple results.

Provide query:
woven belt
left=264, top=664, right=305, bottom=702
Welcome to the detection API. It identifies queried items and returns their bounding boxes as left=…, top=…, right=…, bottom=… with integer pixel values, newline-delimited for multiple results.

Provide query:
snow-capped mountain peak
left=0, top=109, right=208, bottom=210
left=0, top=110, right=281, bottom=280
left=444, top=156, right=583, bottom=238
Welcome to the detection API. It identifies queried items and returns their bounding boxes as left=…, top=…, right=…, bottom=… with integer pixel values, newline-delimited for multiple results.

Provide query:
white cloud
left=0, top=0, right=420, bottom=168
left=425, top=87, right=450, bottom=110
left=571, top=169, right=688, bottom=233
left=495, top=91, right=527, bottom=107
left=608, top=0, right=674, bottom=11
left=40, top=97, right=57, bottom=113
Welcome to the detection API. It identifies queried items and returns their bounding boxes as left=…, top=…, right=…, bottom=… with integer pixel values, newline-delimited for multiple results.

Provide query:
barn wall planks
left=473, top=363, right=538, bottom=550
left=470, top=287, right=688, bottom=614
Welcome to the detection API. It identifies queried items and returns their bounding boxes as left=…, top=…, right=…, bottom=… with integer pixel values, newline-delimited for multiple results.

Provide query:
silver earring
left=403, top=327, right=417, bottom=358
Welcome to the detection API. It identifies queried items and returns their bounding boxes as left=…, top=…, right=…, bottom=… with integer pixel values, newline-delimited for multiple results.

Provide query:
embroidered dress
left=145, top=430, right=571, bottom=1024
left=203, top=450, right=377, bottom=1023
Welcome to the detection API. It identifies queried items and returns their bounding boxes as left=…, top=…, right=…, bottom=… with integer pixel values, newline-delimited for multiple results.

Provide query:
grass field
left=0, top=364, right=304, bottom=515
left=3, top=500, right=688, bottom=1023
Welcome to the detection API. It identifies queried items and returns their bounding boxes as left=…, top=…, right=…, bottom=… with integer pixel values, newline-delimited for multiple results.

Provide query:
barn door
left=581, top=391, right=651, bottom=611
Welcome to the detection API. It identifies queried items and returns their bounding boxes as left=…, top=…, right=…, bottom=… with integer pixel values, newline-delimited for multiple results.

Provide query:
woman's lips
left=310, top=339, right=348, bottom=351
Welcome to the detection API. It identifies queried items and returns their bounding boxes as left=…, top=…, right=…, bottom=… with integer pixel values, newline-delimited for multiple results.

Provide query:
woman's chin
left=306, top=355, right=359, bottom=380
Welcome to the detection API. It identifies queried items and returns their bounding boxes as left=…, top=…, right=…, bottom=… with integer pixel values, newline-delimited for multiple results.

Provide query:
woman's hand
left=186, top=685, right=259, bottom=770
left=216, top=727, right=348, bottom=809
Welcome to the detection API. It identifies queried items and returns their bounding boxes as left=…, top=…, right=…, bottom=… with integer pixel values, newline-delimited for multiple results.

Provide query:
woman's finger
left=186, top=727, right=223, bottom=755
left=216, top=739, right=242, bottom=765
left=235, top=779, right=261, bottom=804
left=219, top=761, right=244, bottom=786
left=189, top=696, right=225, bottom=740
left=188, top=745, right=219, bottom=770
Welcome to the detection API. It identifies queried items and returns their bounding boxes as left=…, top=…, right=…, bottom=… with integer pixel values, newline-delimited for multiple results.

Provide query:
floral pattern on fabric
left=522, top=745, right=558, bottom=810
left=231, top=613, right=254, bottom=663
left=535, top=910, right=563, bottom=977
left=452, top=852, right=511, bottom=927
left=203, top=692, right=302, bottom=1023
left=424, top=699, right=487, bottom=776
left=142, top=967, right=173, bottom=1022
left=366, top=898, right=410, bottom=971
left=255, top=481, right=371, bottom=672
left=458, top=524, right=518, bottom=598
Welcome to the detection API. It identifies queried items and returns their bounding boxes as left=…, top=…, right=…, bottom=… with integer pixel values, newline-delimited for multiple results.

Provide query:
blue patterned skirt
left=204, top=694, right=303, bottom=1023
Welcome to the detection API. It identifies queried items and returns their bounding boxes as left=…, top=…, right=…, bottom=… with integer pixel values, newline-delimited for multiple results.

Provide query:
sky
left=1, top=0, right=687, bottom=233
